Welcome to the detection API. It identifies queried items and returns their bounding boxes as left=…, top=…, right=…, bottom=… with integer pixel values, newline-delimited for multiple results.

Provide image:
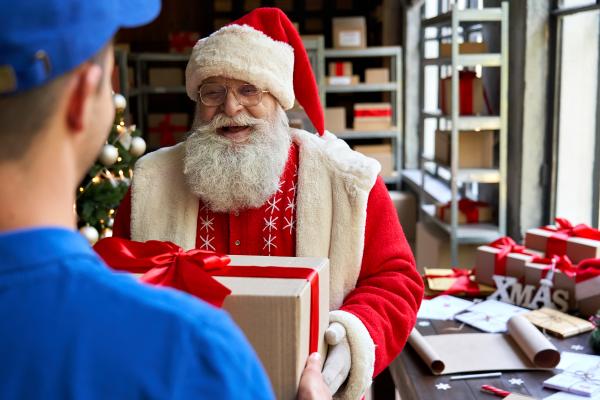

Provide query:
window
left=550, top=1, right=600, bottom=227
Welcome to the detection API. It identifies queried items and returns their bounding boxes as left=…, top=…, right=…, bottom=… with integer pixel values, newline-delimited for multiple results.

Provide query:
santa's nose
left=221, top=90, right=244, bottom=117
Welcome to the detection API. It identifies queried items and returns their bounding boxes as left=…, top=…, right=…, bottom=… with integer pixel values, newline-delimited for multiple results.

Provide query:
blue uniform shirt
left=0, top=227, right=274, bottom=399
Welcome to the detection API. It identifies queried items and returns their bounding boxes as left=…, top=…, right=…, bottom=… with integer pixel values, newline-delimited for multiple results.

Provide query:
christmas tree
left=76, top=93, right=146, bottom=244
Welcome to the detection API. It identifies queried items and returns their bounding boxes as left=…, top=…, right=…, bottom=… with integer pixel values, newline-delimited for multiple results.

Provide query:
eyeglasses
left=198, top=83, right=269, bottom=107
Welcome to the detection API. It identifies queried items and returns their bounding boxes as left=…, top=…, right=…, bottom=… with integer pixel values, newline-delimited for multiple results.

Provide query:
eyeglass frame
left=196, top=82, right=270, bottom=107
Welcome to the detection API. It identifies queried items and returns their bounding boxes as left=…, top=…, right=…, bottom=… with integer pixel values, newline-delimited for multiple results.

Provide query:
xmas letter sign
left=488, top=275, right=569, bottom=311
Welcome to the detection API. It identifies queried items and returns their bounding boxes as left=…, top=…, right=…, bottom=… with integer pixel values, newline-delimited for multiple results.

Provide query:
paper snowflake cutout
left=435, top=383, right=451, bottom=390
left=263, top=216, right=278, bottom=231
left=418, top=321, right=431, bottom=327
left=263, top=234, right=277, bottom=252
left=266, top=197, right=281, bottom=213
left=199, top=235, right=215, bottom=251
left=571, top=344, right=584, bottom=351
left=509, top=378, right=524, bottom=386
left=199, top=216, right=214, bottom=232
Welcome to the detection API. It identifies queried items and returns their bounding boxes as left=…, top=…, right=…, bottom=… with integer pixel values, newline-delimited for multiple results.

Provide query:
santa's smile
left=217, top=125, right=253, bottom=142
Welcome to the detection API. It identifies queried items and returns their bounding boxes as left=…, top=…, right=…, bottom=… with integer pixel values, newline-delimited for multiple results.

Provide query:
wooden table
left=389, top=319, right=594, bottom=399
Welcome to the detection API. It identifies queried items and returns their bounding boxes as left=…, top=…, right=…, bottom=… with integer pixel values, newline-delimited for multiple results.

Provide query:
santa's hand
left=322, top=322, right=351, bottom=395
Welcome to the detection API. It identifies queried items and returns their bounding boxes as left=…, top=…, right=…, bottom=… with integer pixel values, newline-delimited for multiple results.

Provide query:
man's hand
left=322, top=322, right=351, bottom=395
left=298, top=352, right=332, bottom=400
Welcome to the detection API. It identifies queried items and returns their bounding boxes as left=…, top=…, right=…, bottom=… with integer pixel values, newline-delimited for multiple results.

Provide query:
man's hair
left=0, top=43, right=111, bottom=161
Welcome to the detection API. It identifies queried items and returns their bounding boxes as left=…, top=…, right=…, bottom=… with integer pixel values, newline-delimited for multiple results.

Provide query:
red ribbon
left=575, top=258, right=600, bottom=283
left=169, top=32, right=197, bottom=53
left=488, top=237, right=534, bottom=276
left=541, top=217, right=600, bottom=258
left=424, top=268, right=481, bottom=297
left=148, top=115, right=188, bottom=147
left=439, top=198, right=488, bottom=223
left=440, top=71, right=493, bottom=115
left=530, top=254, right=578, bottom=280
left=354, top=109, right=392, bottom=117
left=94, top=238, right=320, bottom=353
left=335, top=62, right=344, bottom=76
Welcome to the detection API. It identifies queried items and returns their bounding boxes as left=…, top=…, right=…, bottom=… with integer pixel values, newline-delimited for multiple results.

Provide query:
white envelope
left=417, top=295, right=473, bottom=320
left=454, top=300, right=529, bottom=333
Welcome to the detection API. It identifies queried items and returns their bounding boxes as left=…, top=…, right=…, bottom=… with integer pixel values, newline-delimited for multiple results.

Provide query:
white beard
left=183, top=108, right=291, bottom=213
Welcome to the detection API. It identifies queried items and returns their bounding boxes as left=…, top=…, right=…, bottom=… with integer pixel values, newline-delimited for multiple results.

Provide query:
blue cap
left=0, top=0, right=161, bottom=95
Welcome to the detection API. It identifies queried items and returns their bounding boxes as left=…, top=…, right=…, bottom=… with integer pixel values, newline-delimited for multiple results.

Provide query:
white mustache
left=199, top=113, right=267, bottom=131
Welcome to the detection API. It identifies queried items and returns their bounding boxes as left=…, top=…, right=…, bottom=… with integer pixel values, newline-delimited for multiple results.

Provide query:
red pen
left=480, top=385, right=511, bottom=398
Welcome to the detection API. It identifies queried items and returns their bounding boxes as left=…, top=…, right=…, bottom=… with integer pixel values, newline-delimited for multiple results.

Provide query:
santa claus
left=114, top=7, right=423, bottom=399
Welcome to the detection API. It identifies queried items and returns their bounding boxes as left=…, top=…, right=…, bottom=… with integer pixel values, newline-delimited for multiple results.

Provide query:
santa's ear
left=65, top=63, right=103, bottom=133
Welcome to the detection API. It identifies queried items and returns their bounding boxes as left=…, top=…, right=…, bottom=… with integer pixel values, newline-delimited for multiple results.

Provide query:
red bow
left=541, top=218, right=600, bottom=257
left=575, top=258, right=600, bottom=283
left=488, top=236, right=534, bottom=276
left=439, top=199, right=489, bottom=223
left=169, top=32, right=197, bottom=53
left=94, top=238, right=232, bottom=307
left=424, top=268, right=481, bottom=297
left=530, top=254, right=578, bottom=280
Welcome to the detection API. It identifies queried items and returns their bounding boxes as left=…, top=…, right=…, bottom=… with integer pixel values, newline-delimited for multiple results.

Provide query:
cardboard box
left=353, top=144, right=394, bottom=178
left=148, top=68, right=184, bottom=87
left=435, top=200, right=493, bottom=224
left=525, top=228, right=600, bottom=264
left=324, top=107, right=346, bottom=133
left=328, top=61, right=353, bottom=77
left=440, top=71, right=488, bottom=115
left=332, top=17, right=367, bottom=49
left=353, top=103, right=392, bottom=131
left=389, top=191, right=417, bottom=242
left=523, top=308, right=594, bottom=339
left=365, top=68, right=390, bottom=84
left=439, top=42, right=488, bottom=58
left=326, top=75, right=359, bottom=85
left=523, top=260, right=576, bottom=309
left=576, top=273, right=600, bottom=316
left=168, top=31, right=200, bottom=54
left=215, top=255, right=330, bottom=400
left=416, top=222, right=479, bottom=273
left=424, top=267, right=496, bottom=296
left=474, top=246, right=543, bottom=287
left=434, top=130, right=494, bottom=168
left=147, top=113, right=189, bottom=149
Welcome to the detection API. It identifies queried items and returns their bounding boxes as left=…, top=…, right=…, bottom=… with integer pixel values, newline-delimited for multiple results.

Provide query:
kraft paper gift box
left=332, top=17, right=366, bottom=49
left=524, top=220, right=600, bottom=264
left=326, top=75, right=359, bottom=85
left=328, top=61, right=353, bottom=77
left=365, top=68, right=390, bottom=84
left=523, top=259, right=577, bottom=309
left=424, top=267, right=495, bottom=297
left=353, top=103, right=392, bottom=131
left=353, top=144, right=393, bottom=177
left=434, top=130, right=494, bottom=168
left=324, top=107, right=346, bottom=133
left=523, top=307, right=594, bottom=338
left=575, top=258, right=600, bottom=316
left=439, top=70, right=490, bottom=115
left=147, top=113, right=189, bottom=149
left=148, top=68, right=184, bottom=87
left=439, top=42, right=488, bottom=58
left=474, top=242, right=543, bottom=287
left=435, top=199, right=493, bottom=225
left=213, top=255, right=330, bottom=400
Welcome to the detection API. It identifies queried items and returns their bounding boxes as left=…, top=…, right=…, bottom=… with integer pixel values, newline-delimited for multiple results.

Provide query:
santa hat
left=185, top=7, right=325, bottom=135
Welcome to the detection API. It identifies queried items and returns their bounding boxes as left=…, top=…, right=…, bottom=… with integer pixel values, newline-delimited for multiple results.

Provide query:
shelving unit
left=403, top=3, right=509, bottom=265
left=323, top=46, right=403, bottom=188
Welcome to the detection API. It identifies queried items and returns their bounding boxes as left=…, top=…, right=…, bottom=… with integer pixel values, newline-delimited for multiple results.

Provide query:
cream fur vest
left=130, top=129, right=380, bottom=310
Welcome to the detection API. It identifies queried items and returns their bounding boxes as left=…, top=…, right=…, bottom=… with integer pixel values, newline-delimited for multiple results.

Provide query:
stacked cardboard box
left=353, top=144, right=393, bottom=177
left=332, top=17, right=366, bottom=49
left=353, top=103, right=392, bottom=131
left=434, top=130, right=494, bottom=168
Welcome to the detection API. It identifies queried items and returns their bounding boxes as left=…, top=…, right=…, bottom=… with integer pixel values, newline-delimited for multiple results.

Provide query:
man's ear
left=65, top=63, right=103, bottom=133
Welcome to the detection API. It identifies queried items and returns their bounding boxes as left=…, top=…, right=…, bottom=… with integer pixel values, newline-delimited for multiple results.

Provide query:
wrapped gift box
left=324, top=107, right=346, bottom=133
left=524, top=221, right=600, bottom=264
left=216, top=255, right=330, bottom=400
left=434, top=130, right=494, bottom=169
left=353, top=144, right=393, bottom=177
left=524, top=258, right=576, bottom=309
left=474, top=242, right=543, bottom=287
left=424, top=267, right=495, bottom=297
left=148, top=68, right=184, bottom=87
left=328, top=61, right=353, bottom=77
left=435, top=199, right=493, bottom=225
left=365, top=68, right=389, bottom=84
left=439, top=42, right=488, bottom=58
left=523, top=307, right=594, bottom=338
left=332, top=17, right=366, bottom=49
left=147, top=113, right=189, bottom=149
left=439, top=70, right=490, bottom=115
left=168, top=31, right=200, bottom=54
left=353, top=103, right=392, bottom=131
left=575, top=258, right=600, bottom=316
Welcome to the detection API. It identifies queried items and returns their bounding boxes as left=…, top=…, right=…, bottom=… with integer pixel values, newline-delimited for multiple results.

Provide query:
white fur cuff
left=329, top=310, right=376, bottom=400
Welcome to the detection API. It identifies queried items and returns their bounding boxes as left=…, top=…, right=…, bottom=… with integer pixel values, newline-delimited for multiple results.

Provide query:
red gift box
left=147, top=113, right=189, bottom=148
left=168, top=31, right=200, bottom=54
left=436, top=198, right=493, bottom=224
left=439, top=70, right=492, bottom=115
left=575, top=258, right=600, bottom=316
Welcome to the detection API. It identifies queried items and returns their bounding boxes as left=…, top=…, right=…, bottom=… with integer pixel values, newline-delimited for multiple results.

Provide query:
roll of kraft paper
left=399, top=315, right=560, bottom=375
